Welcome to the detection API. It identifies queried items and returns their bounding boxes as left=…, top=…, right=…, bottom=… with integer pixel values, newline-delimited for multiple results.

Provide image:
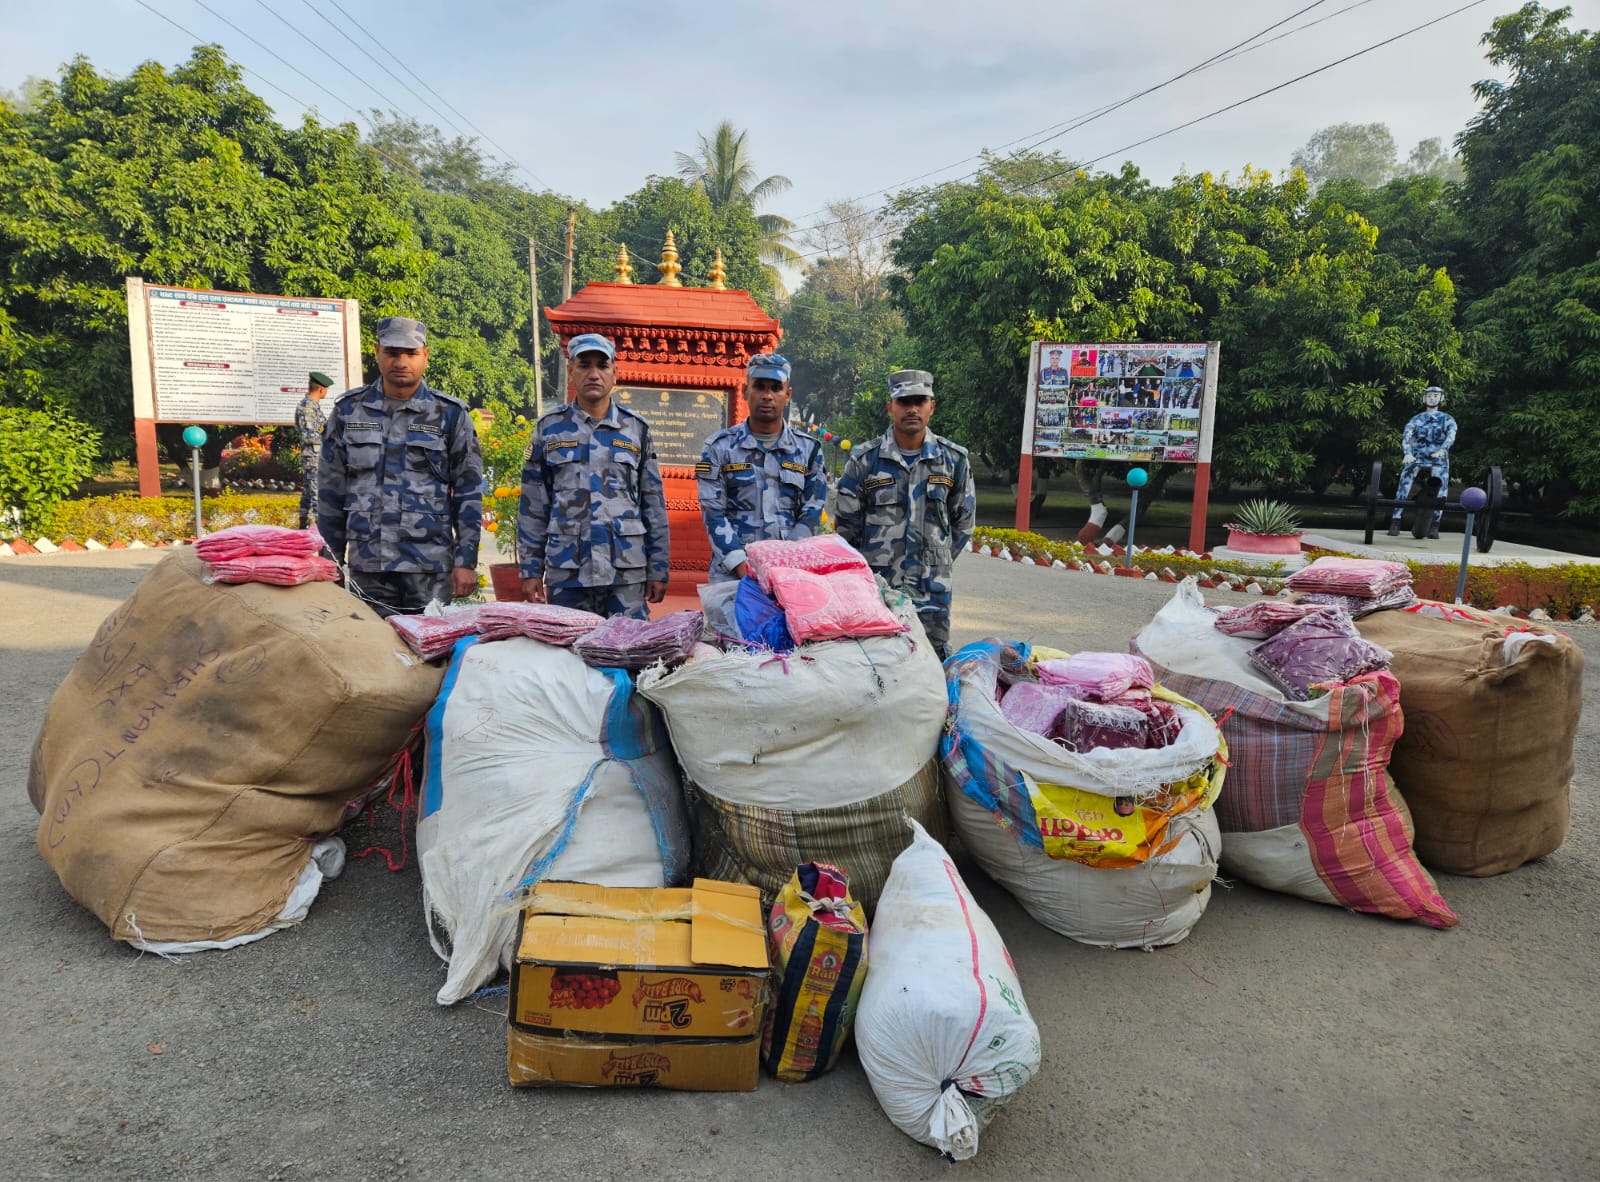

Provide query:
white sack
left=856, top=822, right=1041, bottom=1161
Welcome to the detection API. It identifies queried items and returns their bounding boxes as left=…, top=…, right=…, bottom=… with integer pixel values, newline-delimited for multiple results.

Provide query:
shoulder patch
left=694, top=461, right=713, bottom=474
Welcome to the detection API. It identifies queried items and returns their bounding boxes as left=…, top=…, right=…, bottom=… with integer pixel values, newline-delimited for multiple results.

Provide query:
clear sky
left=6, top=0, right=1599, bottom=262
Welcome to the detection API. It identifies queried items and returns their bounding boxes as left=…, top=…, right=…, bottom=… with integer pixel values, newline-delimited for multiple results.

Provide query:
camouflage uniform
left=517, top=400, right=670, bottom=620
left=834, top=428, right=976, bottom=658
left=294, top=394, right=327, bottom=530
left=696, top=421, right=827, bottom=582
left=317, top=380, right=482, bottom=618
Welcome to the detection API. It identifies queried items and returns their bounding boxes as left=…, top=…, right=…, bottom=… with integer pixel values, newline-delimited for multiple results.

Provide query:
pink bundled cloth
left=196, top=525, right=323, bottom=562
left=388, top=607, right=487, bottom=661
left=1247, top=608, right=1392, bottom=701
left=745, top=534, right=869, bottom=589
left=1215, top=600, right=1334, bottom=639
left=999, top=681, right=1082, bottom=736
left=476, top=602, right=604, bottom=645
left=764, top=566, right=907, bottom=643
left=1035, top=652, right=1154, bottom=699
left=573, top=610, right=704, bottom=670
left=1286, top=556, right=1412, bottom=599
left=205, top=554, right=339, bottom=586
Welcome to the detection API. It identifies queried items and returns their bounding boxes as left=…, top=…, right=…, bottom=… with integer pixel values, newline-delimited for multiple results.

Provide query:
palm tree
left=675, top=121, right=802, bottom=282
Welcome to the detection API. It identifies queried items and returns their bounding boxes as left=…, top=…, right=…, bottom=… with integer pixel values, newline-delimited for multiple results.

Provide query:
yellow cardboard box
left=507, top=1026, right=760, bottom=1091
left=507, top=879, right=770, bottom=1090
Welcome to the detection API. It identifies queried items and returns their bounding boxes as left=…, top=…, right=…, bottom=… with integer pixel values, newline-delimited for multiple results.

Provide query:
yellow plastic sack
left=761, top=863, right=868, bottom=1082
left=1025, top=686, right=1227, bottom=869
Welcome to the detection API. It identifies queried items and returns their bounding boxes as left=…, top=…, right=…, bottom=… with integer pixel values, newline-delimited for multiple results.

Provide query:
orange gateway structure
left=542, top=235, right=782, bottom=605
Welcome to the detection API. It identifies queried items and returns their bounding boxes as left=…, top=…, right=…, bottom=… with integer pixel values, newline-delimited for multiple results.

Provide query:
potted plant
left=1224, top=498, right=1304, bottom=556
left=475, top=410, right=532, bottom=601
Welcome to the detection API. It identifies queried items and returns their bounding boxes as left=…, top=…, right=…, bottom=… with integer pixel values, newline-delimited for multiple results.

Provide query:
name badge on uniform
left=927, top=474, right=955, bottom=488
left=346, top=421, right=380, bottom=433
left=722, top=462, right=753, bottom=474
left=610, top=438, right=641, bottom=455
left=413, top=423, right=444, bottom=437
left=862, top=474, right=895, bottom=491
left=780, top=461, right=808, bottom=474
left=547, top=438, right=581, bottom=451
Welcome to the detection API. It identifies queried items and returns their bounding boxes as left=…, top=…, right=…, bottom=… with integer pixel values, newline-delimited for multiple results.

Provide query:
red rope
left=352, top=725, right=423, bottom=872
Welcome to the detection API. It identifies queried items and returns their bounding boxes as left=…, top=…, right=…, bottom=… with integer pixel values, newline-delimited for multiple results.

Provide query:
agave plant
left=1227, top=498, right=1303, bottom=536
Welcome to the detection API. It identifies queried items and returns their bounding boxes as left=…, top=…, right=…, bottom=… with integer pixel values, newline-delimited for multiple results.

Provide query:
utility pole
left=527, top=237, right=544, bottom=419
left=557, top=206, right=575, bottom=401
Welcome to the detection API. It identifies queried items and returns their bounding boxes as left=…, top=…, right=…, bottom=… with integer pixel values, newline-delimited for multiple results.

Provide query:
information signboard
left=614, top=386, right=729, bottom=469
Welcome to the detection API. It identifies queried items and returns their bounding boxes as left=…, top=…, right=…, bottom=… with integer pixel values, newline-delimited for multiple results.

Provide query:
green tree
left=1291, top=122, right=1400, bottom=189
left=1452, top=3, right=1600, bottom=514
left=675, top=121, right=800, bottom=282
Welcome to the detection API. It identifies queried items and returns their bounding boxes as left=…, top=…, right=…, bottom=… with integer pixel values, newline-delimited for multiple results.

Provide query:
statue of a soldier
left=1389, top=385, right=1457, bottom=538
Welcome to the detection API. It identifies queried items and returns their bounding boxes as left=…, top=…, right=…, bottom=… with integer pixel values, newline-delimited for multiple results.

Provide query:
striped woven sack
left=1142, top=659, right=1457, bottom=930
left=691, top=758, right=946, bottom=915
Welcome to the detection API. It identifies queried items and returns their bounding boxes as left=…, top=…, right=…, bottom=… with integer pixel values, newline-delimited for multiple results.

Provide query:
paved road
left=1, top=549, right=1595, bottom=1182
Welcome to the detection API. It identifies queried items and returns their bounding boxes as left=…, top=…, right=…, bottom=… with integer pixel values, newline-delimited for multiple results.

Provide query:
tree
left=1290, top=122, right=1400, bottom=189
left=1451, top=3, right=1600, bottom=514
left=675, top=121, right=800, bottom=282
left=364, top=110, right=516, bottom=196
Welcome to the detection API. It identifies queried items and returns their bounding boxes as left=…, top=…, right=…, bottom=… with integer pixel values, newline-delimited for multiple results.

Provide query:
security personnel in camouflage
left=295, top=370, right=332, bottom=530
left=834, top=369, right=976, bottom=659
left=697, top=352, right=827, bottom=583
left=518, top=333, right=670, bottom=618
left=317, top=317, right=483, bottom=617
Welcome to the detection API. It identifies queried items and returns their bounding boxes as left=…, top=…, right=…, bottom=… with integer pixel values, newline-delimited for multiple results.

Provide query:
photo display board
left=131, top=282, right=360, bottom=425
left=1025, top=342, right=1218, bottom=463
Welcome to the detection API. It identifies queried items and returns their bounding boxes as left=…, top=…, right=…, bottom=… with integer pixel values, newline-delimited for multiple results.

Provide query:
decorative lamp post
left=1125, top=467, right=1149, bottom=566
left=1456, top=486, right=1487, bottom=604
left=182, top=426, right=207, bottom=537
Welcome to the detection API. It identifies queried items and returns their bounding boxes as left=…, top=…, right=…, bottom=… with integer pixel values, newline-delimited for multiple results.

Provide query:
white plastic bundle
left=855, top=822, right=1041, bottom=1160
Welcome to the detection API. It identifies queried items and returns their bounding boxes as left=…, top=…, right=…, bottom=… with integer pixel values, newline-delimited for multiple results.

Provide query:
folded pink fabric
left=1215, top=600, right=1333, bottom=639
left=1036, top=652, right=1154, bottom=699
left=573, top=610, right=705, bottom=670
left=745, top=534, right=870, bottom=589
left=999, top=681, right=1082, bottom=737
left=388, top=607, right=487, bottom=661
left=765, top=566, right=906, bottom=642
left=1286, top=556, right=1412, bottom=598
left=206, top=554, right=339, bottom=586
left=196, top=525, right=323, bottom=561
left=476, top=602, right=604, bottom=645
left=1296, top=586, right=1418, bottom=618
left=1247, top=609, right=1392, bottom=701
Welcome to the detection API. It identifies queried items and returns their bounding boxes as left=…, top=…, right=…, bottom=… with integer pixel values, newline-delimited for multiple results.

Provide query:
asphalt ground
left=1, top=549, right=1595, bottom=1182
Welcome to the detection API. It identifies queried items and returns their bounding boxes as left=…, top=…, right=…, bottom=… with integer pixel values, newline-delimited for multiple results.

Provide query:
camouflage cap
left=889, top=369, right=935, bottom=400
left=376, top=317, right=427, bottom=348
left=746, top=353, right=791, bottom=383
left=567, top=332, right=616, bottom=361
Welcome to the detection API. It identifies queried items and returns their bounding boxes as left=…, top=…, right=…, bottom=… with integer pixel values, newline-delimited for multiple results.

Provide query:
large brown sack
left=30, top=549, right=445, bottom=945
left=1355, top=607, right=1583, bottom=876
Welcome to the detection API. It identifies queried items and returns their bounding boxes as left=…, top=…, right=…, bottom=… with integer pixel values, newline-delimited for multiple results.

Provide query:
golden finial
left=707, top=248, right=727, bottom=290
left=614, top=243, right=633, bottom=284
left=657, top=230, right=683, bottom=287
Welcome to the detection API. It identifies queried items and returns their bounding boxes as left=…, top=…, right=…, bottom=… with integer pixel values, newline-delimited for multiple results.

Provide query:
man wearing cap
left=834, top=369, right=976, bottom=659
left=1039, top=348, right=1070, bottom=387
left=517, top=333, right=670, bottom=617
left=295, top=370, right=333, bottom=529
left=696, top=353, right=826, bottom=583
left=317, top=317, right=483, bottom=617
left=1390, top=384, right=1457, bottom=538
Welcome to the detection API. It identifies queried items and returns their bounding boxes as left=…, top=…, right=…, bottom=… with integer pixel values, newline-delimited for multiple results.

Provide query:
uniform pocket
left=612, top=516, right=648, bottom=570
left=346, top=439, right=382, bottom=471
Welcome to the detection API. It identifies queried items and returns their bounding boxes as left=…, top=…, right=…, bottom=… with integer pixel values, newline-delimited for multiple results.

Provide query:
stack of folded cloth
left=197, top=524, right=337, bottom=586
left=572, top=610, right=705, bottom=670
left=477, top=602, right=604, bottom=645
left=998, top=652, right=1181, bottom=751
left=744, top=536, right=905, bottom=643
left=388, top=605, right=488, bottom=661
left=1215, top=597, right=1392, bottom=702
left=1286, top=556, right=1417, bottom=617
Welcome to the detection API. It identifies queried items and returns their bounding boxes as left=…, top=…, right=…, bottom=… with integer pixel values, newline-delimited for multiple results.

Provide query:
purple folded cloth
left=1247, top=608, right=1392, bottom=701
left=573, top=610, right=705, bottom=670
left=1295, top=586, right=1418, bottom=618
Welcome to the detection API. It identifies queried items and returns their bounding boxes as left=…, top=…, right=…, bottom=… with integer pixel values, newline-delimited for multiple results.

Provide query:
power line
left=789, top=0, right=1377, bottom=243
left=248, top=0, right=417, bottom=125
left=793, top=0, right=1493, bottom=263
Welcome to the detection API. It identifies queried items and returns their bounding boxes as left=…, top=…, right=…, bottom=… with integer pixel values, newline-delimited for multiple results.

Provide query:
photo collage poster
left=1032, top=343, right=1207, bottom=463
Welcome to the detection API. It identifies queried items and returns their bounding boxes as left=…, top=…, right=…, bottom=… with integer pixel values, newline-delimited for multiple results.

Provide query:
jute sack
left=30, top=549, right=445, bottom=946
left=1355, top=605, right=1583, bottom=876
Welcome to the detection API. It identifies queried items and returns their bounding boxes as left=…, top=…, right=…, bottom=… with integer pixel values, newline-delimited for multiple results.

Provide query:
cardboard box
left=510, top=879, right=770, bottom=1039
left=507, top=1025, right=760, bottom=1091
left=507, top=879, right=770, bottom=1090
